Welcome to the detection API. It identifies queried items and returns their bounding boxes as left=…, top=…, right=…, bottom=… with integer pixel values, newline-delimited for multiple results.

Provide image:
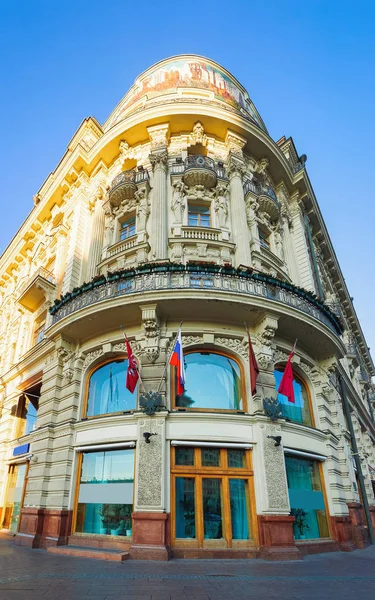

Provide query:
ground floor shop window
left=75, top=448, right=134, bottom=537
left=1, top=463, right=28, bottom=534
left=285, top=454, right=329, bottom=540
left=172, top=446, right=255, bottom=548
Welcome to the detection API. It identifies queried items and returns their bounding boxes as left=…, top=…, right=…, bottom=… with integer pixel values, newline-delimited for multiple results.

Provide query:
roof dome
left=104, top=54, right=267, bottom=133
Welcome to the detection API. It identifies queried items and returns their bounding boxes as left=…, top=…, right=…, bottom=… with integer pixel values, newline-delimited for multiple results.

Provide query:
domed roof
left=104, top=54, right=267, bottom=133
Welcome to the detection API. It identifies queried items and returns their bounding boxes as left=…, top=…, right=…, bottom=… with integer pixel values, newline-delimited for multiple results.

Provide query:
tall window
left=32, top=311, right=46, bottom=346
left=75, top=449, right=134, bottom=537
left=1, top=463, right=28, bottom=533
left=274, top=369, right=312, bottom=426
left=85, top=359, right=137, bottom=418
left=172, top=446, right=254, bottom=548
left=258, top=228, right=270, bottom=249
left=120, top=217, right=136, bottom=241
left=174, top=351, right=244, bottom=411
left=285, top=455, right=329, bottom=540
left=188, top=205, right=210, bottom=227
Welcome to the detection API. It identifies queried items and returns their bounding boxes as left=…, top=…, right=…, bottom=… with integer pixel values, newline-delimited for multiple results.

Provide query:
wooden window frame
left=171, top=446, right=257, bottom=549
left=171, top=349, right=247, bottom=414
left=82, top=355, right=138, bottom=420
left=119, top=216, right=136, bottom=241
left=188, top=204, right=211, bottom=228
left=72, top=448, right=136, bottom=539
left=258, top=227, right=270, bottom=249
left=274, top=366, right=315, bottom=428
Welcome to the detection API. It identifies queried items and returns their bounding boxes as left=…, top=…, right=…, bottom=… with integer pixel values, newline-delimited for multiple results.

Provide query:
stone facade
left=0, top=55, right=374, bottom=560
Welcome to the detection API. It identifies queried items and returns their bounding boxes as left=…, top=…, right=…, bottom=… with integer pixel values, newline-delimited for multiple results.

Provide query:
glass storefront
left=285, top=454, right=329, bottom=540
left=2, top=463, right=28, bottom=533
left=176, top=352, right=243, bottom=410
left=172, top=446, right=253, bottom=548
left=75, top=448, right=134, bottom=537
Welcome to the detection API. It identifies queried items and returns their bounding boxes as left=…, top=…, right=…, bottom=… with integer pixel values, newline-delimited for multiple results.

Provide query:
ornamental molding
left=147, top=123, right=170, bottom=149
left=83, top=348, right=104, bottom=370
left=214, top=336, right=248, bottom=359
left=189, top=121, right=208, bottom=147
left=225, top=130, right=246, bottom=158
left=149, top=150, right=168, bottom=171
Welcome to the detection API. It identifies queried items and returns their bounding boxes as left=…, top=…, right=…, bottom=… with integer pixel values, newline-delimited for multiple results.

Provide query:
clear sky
left=0, top=0, right=374, bottom=358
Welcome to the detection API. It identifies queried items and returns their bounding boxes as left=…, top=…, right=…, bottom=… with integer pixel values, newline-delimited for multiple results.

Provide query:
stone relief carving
left=257, top=325, right=276, bottom=348
left=274, top=228, right=285, bottom=261
left=149, top=150, right=168, bottom=171
left=171, top=180, right=187, bottom=224
left=262, top=423, right=290, bottom=511
left=136, top=419, right=164, bottom=509
left=215, top=337, right=248, bottom=359
left=214, top=184, right=229, bottom=228
left=189, top=121, right=207, bottom=146
left=134, top=187, right=150, bottom=232
left=83, top=348, right=104, bottom=370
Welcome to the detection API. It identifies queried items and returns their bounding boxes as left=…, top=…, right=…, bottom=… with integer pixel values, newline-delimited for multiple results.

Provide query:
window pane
left=285, top=455, right=329, bottom=540
left=175, top=477, right=196, bottom=538
left=274, top=369, right=312, bottom=426
left=188, top=214, right=199, bottom=226
left=227, top=450, right=246, bottom=468
left=229, top=479, right=250, bottom=539
left=120, top=218, right=136, bottom=241
left=24, top=400, right=38, bottom=435
left=201, top=448, right=220, bottom=467
left=175, top=447, right=195, bottom=466
left=77, top=450, right=134, bottom=537
left=176, top=352, right=242, bottom=410
left=87, top=360, right=136, bottom=417
left=203, top=478, right=223, bottom=539
left=2, top=464, right=27, bottom=534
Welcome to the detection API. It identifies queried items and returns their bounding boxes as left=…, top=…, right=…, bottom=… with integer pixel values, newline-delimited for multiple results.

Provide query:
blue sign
left=13, top=444, right=30, bottom=457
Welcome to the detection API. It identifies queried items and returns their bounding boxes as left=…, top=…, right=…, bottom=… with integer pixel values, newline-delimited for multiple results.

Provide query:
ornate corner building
left=0, top=55, right=374, bottom=560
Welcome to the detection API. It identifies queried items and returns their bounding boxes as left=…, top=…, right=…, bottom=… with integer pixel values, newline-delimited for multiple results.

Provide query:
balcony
left=17, top=267, right=56, bottom=312
left=244, top=180, right=280, bottom=221
left=108, top=169, right=137, bottom=206
left=49, top=265, right=343, bottom=341
left=182, top=155, right=218, bottom=189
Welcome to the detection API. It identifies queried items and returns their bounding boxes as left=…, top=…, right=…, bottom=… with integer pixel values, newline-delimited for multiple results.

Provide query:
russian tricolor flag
left=169, top=329, right=185, bottom=396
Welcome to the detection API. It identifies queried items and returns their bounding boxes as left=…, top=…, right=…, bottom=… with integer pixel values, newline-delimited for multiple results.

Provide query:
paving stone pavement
left=1, top=535, right=375, bottom=600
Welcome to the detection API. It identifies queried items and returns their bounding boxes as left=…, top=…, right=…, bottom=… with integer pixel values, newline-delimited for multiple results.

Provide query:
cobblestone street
left=1, top=536, right=375, bottom=600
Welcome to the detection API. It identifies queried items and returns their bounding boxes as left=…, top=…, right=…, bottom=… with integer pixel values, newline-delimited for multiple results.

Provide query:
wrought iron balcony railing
left=243, top=179, right=280, bottom=207
left=50, top=266, right=342, bottom=336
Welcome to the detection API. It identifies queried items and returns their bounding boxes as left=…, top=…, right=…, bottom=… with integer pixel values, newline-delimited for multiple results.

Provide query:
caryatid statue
left=171, top=180, right=187, bottom=224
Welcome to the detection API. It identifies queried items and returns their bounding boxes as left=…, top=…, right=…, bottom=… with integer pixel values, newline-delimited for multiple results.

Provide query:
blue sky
left=1, top=0, right=374, bottom=358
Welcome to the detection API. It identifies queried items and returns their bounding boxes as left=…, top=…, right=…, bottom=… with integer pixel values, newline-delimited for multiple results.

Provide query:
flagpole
left=120, top=325, right=146, bottom=392
left=157, top=321, right=183, bottom=393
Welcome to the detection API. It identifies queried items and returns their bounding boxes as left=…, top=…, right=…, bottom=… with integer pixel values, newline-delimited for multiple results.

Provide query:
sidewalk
left=0, top=535, right=375, bottom=600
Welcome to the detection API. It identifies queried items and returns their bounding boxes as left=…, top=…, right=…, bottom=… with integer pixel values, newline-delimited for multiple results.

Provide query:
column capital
left=149, top=150, right=168, bottom=172
left=147, top=123, right=170, bottom=150
left=225, top=129, right=247, bottom=158
left=227, top=154, right=246, bottom=179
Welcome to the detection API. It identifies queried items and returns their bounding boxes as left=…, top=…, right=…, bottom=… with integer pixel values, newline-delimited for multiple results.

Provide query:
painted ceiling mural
left=106, top=58, right=265, bottom=130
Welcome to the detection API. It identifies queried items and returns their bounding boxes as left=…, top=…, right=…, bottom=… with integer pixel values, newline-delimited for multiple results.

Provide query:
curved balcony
left=108, top=169, right=136, bottom=206
left=183, top=155, right=217, bottom=189
left=244, top=180, right=280, bottom=221
left=49, top=265, right=343, bottom=353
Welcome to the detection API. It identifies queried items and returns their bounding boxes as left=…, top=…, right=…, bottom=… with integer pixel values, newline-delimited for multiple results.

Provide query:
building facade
left=1, top=55, right=375, bottom=560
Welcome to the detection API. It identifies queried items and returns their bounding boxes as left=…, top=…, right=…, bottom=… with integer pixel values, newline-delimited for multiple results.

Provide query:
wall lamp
left=143, top=432, right=157, bottom=444
left=267, top=435, right=282, bottom=447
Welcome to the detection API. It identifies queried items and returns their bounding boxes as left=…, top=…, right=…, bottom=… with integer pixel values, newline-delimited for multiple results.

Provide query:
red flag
left=246, top=325, right=259, bottom=395
left=124, top=333, right=139, bottom=394
left=278, top=346, right=295, bottom=403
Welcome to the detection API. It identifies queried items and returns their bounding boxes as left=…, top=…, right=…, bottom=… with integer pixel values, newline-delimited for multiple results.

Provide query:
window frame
left=284, top=453, right=331, bottom=541
left=82, top=356, right=138, bottom=420
left=258, top=227, right=270, bottom=250
left=171, top=349, right=247, bottom=413
left=171, top=446, right=257, bottom=549
left=119, top=215, right=136, bottom=241
left=72, top=448, right=135, bottom=538
left=188, top=204, right=211, bottom=228
left=274, top=366, right=315, bottom=428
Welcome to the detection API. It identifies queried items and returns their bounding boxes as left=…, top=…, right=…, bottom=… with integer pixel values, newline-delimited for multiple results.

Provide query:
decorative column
left=86, top=195, right=105, bottom=280
left=148, top=124, right=170, bottom=261
left=225, top=131, right=252, bottom=267
left=289, top=192, right=315, bottom=291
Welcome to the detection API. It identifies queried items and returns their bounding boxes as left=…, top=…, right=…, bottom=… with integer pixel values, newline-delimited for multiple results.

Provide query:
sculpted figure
left=214, top=184, right=229, bottom=228
left=274, top=228, right=285, bottom=260
left=171, top=180, right=187, bottom=223
left=135, top=188, right=149, bottom=231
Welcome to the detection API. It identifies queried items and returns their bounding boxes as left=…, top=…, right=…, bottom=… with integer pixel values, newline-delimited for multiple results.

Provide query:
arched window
left=274, top=368, right=312, bottom=426
left=174, top=351, right=244, bottom=411
left=85, top=359, right=137, bottom=417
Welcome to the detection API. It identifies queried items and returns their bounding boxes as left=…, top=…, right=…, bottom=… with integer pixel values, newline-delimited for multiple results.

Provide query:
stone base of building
left=347, top=502, right=370, bottom=548
left=14, top=508, right=72, bottom=549
left=296, top=539, right=339, bottom=556
left=170, top=548, right=259, bottom=559
left=130, top=511, right=170, bottom=560
left=258, top=515, right=301, bottom=560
